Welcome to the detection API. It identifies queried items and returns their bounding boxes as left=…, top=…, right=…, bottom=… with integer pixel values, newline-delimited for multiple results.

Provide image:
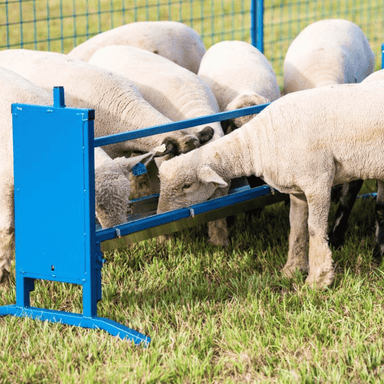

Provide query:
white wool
left=157, top=81, right=384, bottom=288
left=89, top=45, right=223, bottom=141
left=0, top=66, right=160, bottom=281
left=68, top=21, right=206, bottom=74
left=283, top=19, right=374, bottom=94
left=89, top=45, right=228, bottom=245
left=197, top=40, right=280, bottom=131
left=362, top=68, right=384, bottom=83
left=0, top=49, right=204, bottom=159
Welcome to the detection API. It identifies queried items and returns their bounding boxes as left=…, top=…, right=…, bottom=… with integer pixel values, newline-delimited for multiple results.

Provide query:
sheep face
left=157, top=157, right=227, bottom=213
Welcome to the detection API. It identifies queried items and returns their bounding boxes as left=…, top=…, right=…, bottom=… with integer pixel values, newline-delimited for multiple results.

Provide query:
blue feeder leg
left=0, top=305, right=150, bottom=346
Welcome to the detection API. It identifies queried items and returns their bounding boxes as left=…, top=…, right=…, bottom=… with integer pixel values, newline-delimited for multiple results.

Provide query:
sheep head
left=157, top=154, right=228, bottom=213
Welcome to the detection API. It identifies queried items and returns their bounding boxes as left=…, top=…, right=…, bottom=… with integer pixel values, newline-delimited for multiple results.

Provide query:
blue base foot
left=0, top=305, right=150, bottom=346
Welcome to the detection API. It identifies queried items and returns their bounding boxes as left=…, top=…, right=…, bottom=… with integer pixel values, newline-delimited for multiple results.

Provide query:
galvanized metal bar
left=94, top=103, right=269, bottom=147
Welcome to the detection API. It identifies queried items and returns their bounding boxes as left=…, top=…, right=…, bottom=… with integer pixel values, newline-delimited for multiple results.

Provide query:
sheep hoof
left=208, top=237, right=229, bottom=247
left=0, top=268, right=10, bottom=284
left=305, top=268, right=334, bottom=289
left=282, top=264, right=309, bottom=278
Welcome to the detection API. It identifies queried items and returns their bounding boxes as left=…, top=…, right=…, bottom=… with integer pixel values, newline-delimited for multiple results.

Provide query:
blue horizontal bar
left=94, top=103, right=269, bottom=147
left=96, top=184, right=272, bottom=243
left=0, top=305, right=150, bottom=346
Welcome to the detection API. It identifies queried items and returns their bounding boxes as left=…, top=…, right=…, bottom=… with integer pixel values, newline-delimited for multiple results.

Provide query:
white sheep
left=197, top=40, right=280, bottom=133
left=68, top=21, right=206, bottom=74
left=283, top=19, right=375, bottom=94
left=88, top=45, right=224, bottom=142
left=89, top=45, right=229, bottom=246
left=157, top=81, right=384, bottom=288
left=283, top=19, right=375, bottom=250
left=328, top=69, right=384, bottom=254
left=362, top=68, right=384, bottom=83
left=0, top=49, right=212, bottom=160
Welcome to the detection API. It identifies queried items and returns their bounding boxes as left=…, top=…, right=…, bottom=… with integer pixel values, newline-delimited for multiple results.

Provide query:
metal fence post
left=250, top=0, right=264, bottom=53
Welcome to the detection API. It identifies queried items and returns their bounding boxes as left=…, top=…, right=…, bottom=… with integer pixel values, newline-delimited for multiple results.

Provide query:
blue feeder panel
left=0, top=87, right=150, bottom=346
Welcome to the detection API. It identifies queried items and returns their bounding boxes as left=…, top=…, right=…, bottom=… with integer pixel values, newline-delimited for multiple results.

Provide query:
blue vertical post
left=250, top=0, right=264, bottom=53
left=382, top=43, right=384, bottom=69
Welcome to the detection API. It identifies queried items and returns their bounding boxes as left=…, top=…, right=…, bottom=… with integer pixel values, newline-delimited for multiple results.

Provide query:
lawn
left=1, top=1, right=384, bottom=383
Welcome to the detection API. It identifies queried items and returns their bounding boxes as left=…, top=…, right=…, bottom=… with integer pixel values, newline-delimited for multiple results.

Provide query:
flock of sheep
left=0, top=18, right=382, bottom=289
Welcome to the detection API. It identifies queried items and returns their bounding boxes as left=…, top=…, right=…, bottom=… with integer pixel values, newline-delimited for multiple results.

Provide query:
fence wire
left=1, top=0, right=383, bottom=85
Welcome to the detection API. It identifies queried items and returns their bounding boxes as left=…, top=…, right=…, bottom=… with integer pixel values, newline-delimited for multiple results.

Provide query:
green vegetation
left=1, top=188, right=384, bottom=382
left=0, top=1, right=384, bottom=382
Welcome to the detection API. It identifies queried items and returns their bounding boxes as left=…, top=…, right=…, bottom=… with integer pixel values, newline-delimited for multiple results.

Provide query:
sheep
left=283, top=19, right=375, bottom=251
left=362, top=68, right=384, bottom=83
left=328, top=69, right=384, bottom=255
left=94, top=148, right=158, bottom=228
left=0, top=49, right=212, bottom=160
left=88, top=45, right=224, bottom=142
left=89, top=45, right=229, bottom=246
left=283, top=19, right=375, bottom=94
left=68, top=21, right=206, bottom=74
left=197, top=40, right=280, bottom=213
left=197, top=40, right=280, bottom=134
left=156, top=81, right=384, bottom=288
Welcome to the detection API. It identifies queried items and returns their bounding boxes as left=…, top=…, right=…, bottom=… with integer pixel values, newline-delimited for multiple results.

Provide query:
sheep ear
left=197, top=165, right=228, bottom=188
left=197, top=126, right=214, bottom=145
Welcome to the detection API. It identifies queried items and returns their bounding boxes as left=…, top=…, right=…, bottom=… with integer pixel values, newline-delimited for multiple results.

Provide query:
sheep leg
left=282, top=193, right=309, bottom=277
left=373, top=180, right=384, bottom=264
left=207, top=218, right=229, bottom=246
left=305, top=191, right=334, bottom=289
left=0, top=183, right=14, bottom=282
left=207, top=186, right=230, bottom=246
left=329, top=180, right=363, bottom=248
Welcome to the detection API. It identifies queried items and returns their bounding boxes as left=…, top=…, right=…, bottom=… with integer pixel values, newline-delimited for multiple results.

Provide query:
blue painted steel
left=382, top=43, right=384, bottom=69
left=0, top=305, right=149, bottom=346
left=96, top=185, right=273, bottom=244
left=250, top=0, right=264, bottom=52
left=2, top=86, right=150, bottom=345
left=94, top=103, right=270, bottom=148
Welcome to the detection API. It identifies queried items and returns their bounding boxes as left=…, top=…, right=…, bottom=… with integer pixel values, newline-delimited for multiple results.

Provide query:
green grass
left=2, top=191, right=384, bottom=383
left=1, top=1, right=384, bottom=382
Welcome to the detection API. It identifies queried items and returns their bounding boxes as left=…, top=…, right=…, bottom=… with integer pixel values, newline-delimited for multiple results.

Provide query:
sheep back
left=68, top=21, right=206, bottom=74
left=198, top=40, right=280, bottom=111
left=89, top=45, right=223, bottom=141
left=283, top=19, right=375, bottom=93
left=0, top=49, right=200, bottom=158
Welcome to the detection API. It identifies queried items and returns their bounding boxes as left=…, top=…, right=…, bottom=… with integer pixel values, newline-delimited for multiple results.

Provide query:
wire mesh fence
left=1, top=0, right=383, bottom=85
